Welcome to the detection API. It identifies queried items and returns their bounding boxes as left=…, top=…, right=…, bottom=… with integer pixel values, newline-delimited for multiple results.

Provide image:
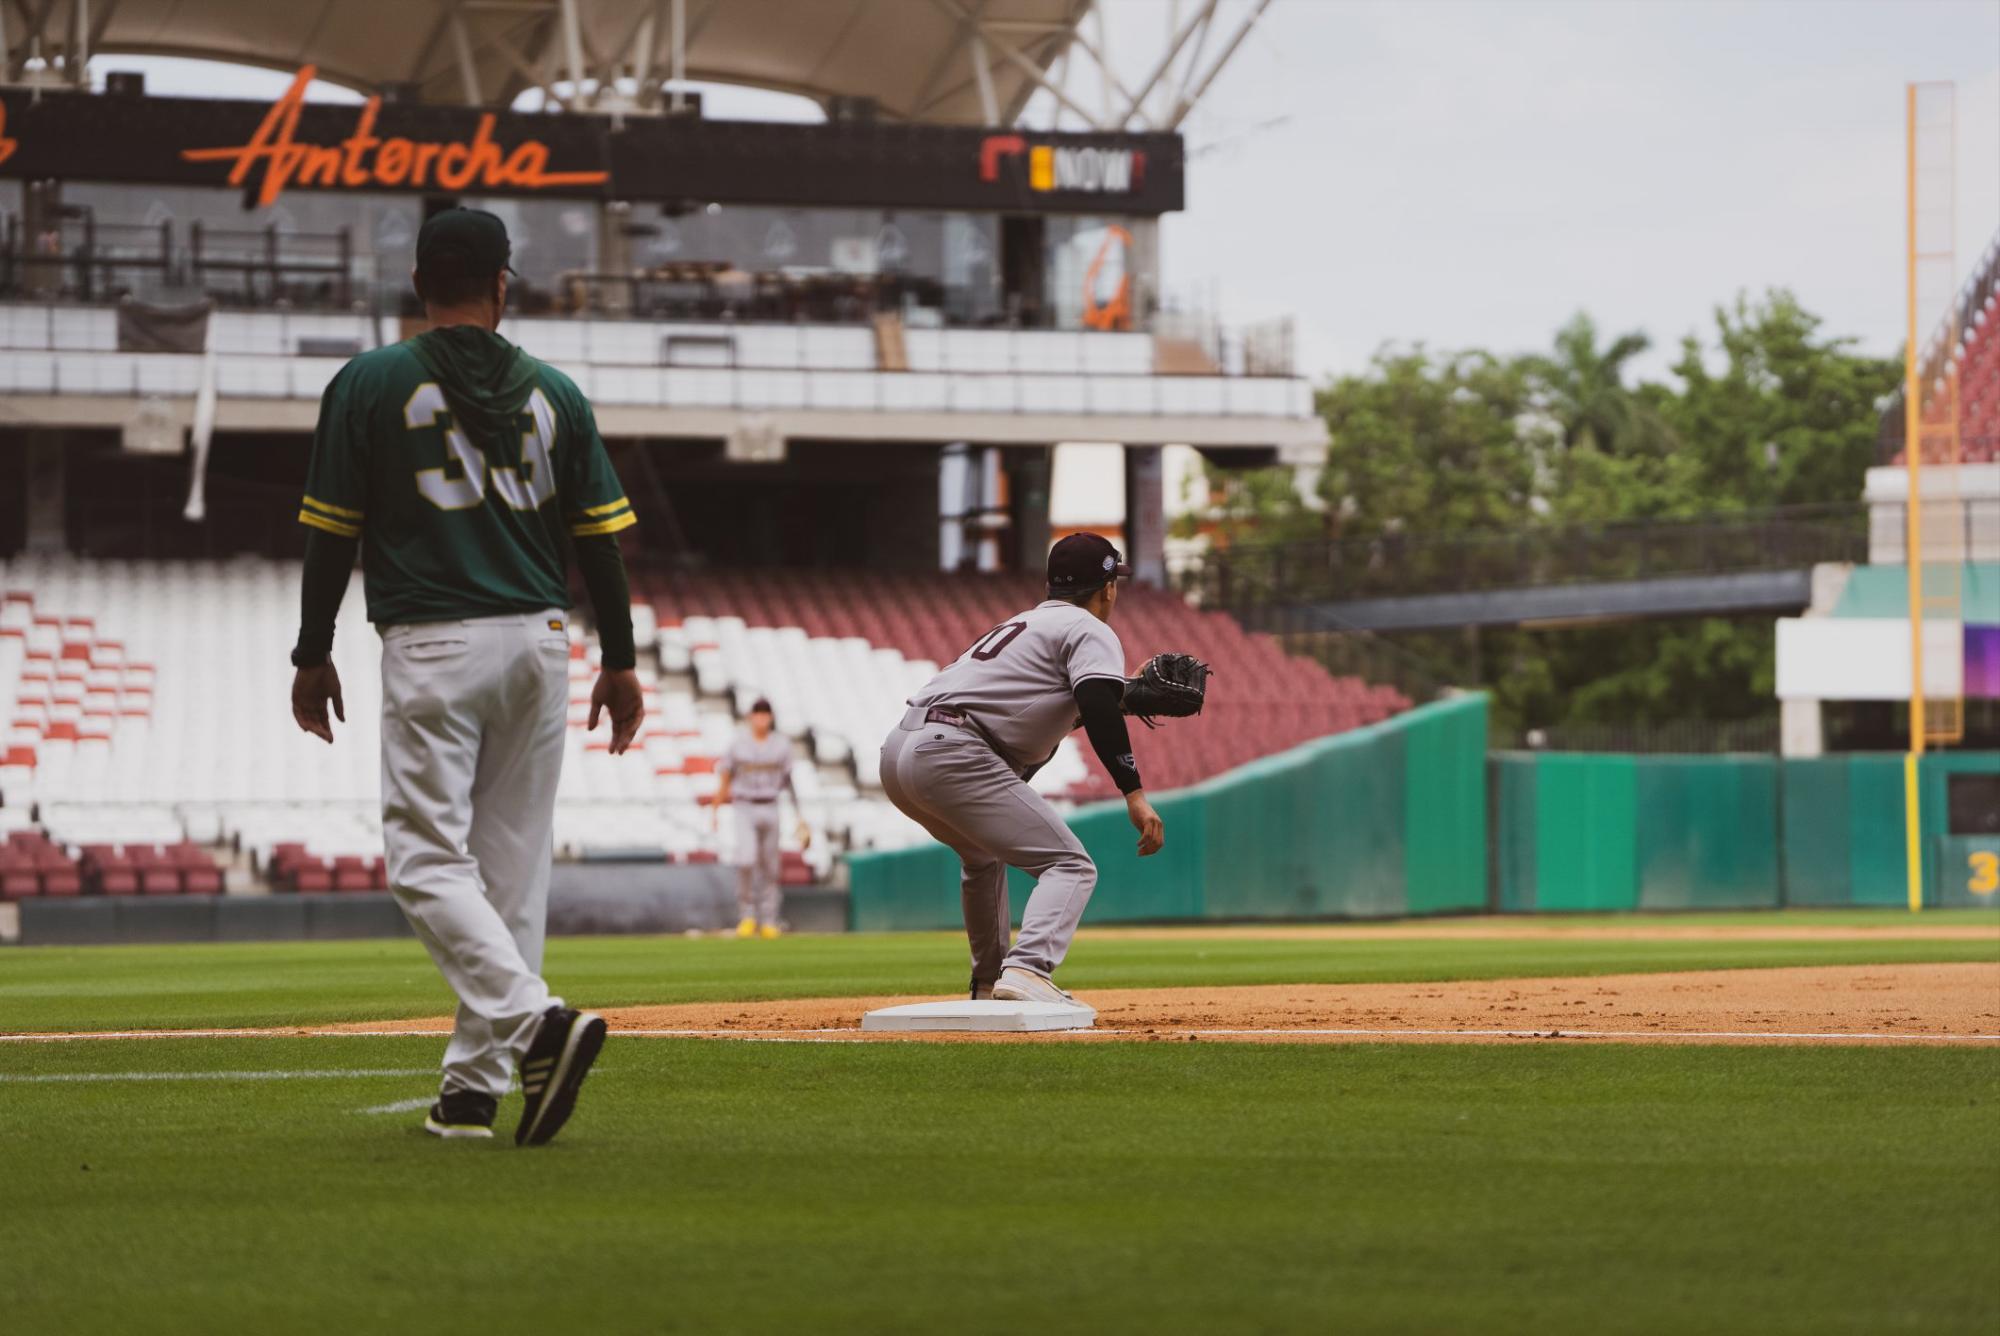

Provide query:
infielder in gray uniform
left=879, top=533, right=1164, bottom=1005
left=713, top=696, right=810, bottom=938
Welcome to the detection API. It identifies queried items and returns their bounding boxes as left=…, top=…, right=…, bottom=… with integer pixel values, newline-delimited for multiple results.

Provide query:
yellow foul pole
left=1903, top=83, right=1925, bottom=914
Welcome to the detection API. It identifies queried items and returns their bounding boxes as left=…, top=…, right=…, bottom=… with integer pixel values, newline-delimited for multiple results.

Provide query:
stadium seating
left=0, top=829, right=82, bottom=898
left=641, top=569, right=1408, bottom=801
left=1892, top=232, right=1999, bottom=467
left=0, top=555, right=1407, bottom=879
left=0, top=555, right=845, bottom=871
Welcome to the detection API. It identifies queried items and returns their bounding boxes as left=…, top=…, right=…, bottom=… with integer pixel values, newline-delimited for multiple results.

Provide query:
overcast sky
left=98, top=0, right=2000, bottom=386
left=1142, top=0, right=2000, bottom=382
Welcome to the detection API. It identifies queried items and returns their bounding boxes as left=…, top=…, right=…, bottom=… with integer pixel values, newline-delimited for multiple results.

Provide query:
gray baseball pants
left=878, top=708, right=1096, bottom=985
left=732, top=800, right=783, bottom=926
left=379, top=610, right=569, bottom=1100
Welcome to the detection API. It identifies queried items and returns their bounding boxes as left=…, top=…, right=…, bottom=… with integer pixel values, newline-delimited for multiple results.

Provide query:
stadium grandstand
left=0, top=1, right=1400, bottom=931
left=1774, top=225, right=2000, bottom=756
left=1880, top=229, right=2000, bottom=468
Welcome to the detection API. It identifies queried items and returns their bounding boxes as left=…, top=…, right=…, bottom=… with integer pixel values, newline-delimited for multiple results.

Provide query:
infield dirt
left=308, top=961, right=2000, bottom=1044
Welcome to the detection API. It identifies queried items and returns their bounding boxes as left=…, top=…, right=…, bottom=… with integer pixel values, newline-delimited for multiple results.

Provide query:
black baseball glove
left=1121, top=652, right=1212, bottom=728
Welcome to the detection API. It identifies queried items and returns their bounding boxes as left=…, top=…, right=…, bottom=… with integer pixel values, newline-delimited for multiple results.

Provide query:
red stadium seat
left=649, top=568, right=1411, bottom=793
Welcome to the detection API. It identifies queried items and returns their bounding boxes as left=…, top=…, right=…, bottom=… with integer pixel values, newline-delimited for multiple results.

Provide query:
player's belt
left=924, top=706, right=1006, bottom=755
left=739, top=797, right=777, bottom=804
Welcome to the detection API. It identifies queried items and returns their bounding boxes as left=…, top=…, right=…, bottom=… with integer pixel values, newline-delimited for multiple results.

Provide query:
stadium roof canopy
left=1, top=0, right=1145, bottom=125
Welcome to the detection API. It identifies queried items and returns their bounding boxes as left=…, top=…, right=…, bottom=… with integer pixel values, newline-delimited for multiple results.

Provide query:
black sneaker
left=515, top=1005, right=608, bottom=1147
left=424, top=1088, right=498, bottom=1139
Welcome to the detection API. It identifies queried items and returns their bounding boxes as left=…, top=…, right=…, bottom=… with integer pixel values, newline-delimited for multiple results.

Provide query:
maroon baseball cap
left=1046, top=532, right=1130, bottom=596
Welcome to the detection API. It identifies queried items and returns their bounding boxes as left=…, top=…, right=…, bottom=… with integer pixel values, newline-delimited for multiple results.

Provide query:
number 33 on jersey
left=297, top=328, right=634, bottom=625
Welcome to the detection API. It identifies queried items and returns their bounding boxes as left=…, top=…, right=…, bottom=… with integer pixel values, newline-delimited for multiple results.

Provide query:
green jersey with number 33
left=297, top=326, right=634, bottom=625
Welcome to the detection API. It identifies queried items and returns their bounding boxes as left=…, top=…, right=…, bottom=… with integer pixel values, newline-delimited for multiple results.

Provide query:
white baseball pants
left=732, top=801, right=784, bottom=927
left=379, top=610, right=570, bottom=1099
left=878, top=709, right=1097, bottom=986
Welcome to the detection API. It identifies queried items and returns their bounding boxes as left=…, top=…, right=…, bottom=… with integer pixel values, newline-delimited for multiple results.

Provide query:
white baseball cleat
left=991, top=966, right=1079, bottom=1005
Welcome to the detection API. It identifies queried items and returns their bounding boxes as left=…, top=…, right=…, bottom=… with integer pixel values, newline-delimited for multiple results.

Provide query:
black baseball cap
left=749, top=697, right=774, bottom=715
left=1046, top=532, right=1131, bottom=596
left=416, top=208, right=515, bottom=277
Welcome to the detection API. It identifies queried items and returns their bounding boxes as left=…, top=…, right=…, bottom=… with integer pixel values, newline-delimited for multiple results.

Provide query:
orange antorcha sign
left=182, top=65, right=607, bottom=206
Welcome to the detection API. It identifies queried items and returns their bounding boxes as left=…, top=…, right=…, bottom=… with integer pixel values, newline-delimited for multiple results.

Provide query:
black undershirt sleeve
left=1074, top=677, right=1142, bottom=795
left=572, top=531, right=636, bottom=671
left=292, top=527, right=359, bottom=667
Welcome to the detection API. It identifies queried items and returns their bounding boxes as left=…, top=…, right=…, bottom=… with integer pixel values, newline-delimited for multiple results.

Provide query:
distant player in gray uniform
left=713, top=696, right=810, bottom=938
left=879, top=533, right=1165, bottom=1005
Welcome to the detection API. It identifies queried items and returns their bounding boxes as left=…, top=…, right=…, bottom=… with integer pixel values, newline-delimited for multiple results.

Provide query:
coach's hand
left=1126, top=790, right=1164, bottom=857
left=589, top=667, right=645, bottom=755
left=291, top=662, right=345, bottom=744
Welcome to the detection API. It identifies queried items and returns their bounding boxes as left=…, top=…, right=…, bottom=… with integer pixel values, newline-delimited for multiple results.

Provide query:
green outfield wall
left=848, top=700, right=1994, bottom=928
left=846, top=693, right=1490, bottom=930
left=1495, top=750, right=2000, bottom=911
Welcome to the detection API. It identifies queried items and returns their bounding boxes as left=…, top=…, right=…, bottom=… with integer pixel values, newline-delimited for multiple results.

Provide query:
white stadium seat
left=0, top=554, right=928, bottom=867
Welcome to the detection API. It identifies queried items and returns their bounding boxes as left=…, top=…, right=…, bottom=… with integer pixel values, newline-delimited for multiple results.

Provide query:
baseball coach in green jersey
left=289, top=208, right=642, bottom=1147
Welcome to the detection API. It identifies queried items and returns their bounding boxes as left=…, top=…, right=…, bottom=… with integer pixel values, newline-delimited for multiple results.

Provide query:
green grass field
left=3, top=911, right=1997, bottom=1335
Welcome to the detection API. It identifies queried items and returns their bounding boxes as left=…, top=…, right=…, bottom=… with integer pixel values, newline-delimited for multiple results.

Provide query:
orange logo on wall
left=182, top=65, right=608, bottom=207
left=1082, top=225, right=1133, bottom=332
left=0, top=104, right=17, bottom=168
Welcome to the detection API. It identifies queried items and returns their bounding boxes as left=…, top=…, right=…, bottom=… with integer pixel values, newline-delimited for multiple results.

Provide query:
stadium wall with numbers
left=846, top=694, right=1491, bottom=929
left=1494, top=751, right=2000, bottom=912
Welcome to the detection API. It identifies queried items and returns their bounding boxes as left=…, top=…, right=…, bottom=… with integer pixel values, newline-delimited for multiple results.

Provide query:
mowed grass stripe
left=1, top=1037, right=1994, bottom=1336
left=0, top=917, right=1995, bottom=1033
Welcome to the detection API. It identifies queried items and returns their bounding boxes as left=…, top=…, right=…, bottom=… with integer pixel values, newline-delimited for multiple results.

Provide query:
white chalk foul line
left=0, top=1068, right=434, bottom=1083
left=356, top=1095, right=438, bottom=1115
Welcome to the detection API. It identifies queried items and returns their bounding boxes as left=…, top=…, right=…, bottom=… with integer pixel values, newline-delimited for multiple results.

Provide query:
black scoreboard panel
left=0, top=85, right=1183, bottom=216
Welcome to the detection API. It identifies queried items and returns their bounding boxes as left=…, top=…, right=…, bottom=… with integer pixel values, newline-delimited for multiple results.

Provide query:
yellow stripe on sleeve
left=302, top=495, right=364, bottom=520
left=298, top=509, right=361, bottom=538
left=570, top=511, right=638, bottom=537
left=575, top=496, right=634, bottom=517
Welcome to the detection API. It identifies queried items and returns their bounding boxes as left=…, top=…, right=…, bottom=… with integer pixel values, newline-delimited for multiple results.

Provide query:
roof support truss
left=911, top=0, right=1265, bottom=131
left=0, top=0, right=1268, bottom=131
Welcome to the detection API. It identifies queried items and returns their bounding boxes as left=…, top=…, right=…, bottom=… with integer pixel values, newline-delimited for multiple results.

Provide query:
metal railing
left=1182, top=505, right=1869, bottom=607
left=188, top=222, right=353, bottom=308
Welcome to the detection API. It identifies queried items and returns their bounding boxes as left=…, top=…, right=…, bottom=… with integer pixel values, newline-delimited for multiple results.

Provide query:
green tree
left=1664, top=290, right=1900, bottom=509
left=1316, top=347, right=1543, bottom=537
left=1526, top=314, right=1698, bottom=524
left=1530, top=313, right=1677, bottom=459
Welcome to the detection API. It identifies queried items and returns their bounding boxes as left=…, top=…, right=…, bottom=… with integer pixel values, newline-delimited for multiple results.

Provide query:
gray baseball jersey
left=908, top=600, right=1127, bottom=772
left=718, top=728, right=795, bottom=802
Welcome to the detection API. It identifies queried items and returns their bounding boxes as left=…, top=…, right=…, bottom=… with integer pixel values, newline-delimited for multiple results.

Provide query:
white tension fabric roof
left=8, top=0, right=1094, bottom=123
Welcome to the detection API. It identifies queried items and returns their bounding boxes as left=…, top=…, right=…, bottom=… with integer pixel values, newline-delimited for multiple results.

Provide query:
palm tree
left=1532, top=314, right=1676, bottom=458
